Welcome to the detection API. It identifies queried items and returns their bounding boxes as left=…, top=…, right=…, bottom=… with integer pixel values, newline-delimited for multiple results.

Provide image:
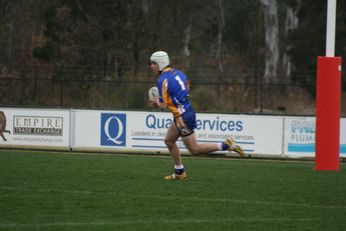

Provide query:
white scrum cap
left=150, top=51, right=170, bottom=71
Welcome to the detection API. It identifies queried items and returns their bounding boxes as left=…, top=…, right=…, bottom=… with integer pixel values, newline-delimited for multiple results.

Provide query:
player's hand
left=148, top=99, right=158, bottom=108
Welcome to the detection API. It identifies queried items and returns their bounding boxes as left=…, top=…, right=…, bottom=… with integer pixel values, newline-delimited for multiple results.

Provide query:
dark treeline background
left=0, top=0, right=345, bottom=115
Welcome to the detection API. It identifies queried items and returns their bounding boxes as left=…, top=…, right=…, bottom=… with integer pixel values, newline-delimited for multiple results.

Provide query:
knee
left=164, top=138, right=175, bottom=149
left=189, top=147, right=200, bottom=155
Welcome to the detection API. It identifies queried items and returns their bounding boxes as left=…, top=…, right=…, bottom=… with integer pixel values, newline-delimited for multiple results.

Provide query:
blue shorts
left=174, top=107, right=196, bottom=136
left=181, top=107, right=196, bottom=130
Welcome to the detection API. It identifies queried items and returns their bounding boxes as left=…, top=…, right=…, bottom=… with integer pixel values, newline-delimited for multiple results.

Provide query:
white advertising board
left=341, top=119, right=346, bottom=156
left=72, top=110, right=283, bottom=155
left=283, top=117, right=346, bottom=157
left=2, top=107, right=344, bottom=158
left=0, top=108, right=70, bottom=148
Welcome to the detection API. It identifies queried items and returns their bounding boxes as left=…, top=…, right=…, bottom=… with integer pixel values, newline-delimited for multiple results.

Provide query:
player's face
left=149, top=61, right=160, bottom=75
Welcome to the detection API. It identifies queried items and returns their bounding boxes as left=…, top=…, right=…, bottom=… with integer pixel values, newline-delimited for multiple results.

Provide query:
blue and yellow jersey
left=157, top=68, right=192, bottom=118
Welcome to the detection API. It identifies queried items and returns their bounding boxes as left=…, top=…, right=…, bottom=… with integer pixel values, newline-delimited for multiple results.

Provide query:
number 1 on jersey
left=175, top=76, right=186, bottom=91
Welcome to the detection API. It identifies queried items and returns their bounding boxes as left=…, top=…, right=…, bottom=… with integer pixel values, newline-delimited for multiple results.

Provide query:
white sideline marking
left=0, top=186, right=345, bottom=210
left=0, top=218, right=316, bottom=228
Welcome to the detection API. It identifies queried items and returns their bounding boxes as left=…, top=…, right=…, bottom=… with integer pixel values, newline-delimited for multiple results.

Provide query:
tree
left=260, top=0, right=279, bottom=84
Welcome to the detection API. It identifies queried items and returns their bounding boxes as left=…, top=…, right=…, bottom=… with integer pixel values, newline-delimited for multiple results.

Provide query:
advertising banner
left=341, top=119, right=346, bottom=156
left=0, top=108, right=70, bottom=147
left=283, top=117, right=346, bottom=157
left=4, top=108, right=344, bottom=158
left=73, top=110, right=283, bottom=155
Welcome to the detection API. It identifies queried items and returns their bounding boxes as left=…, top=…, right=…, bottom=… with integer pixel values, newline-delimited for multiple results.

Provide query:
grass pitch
left=0, top=149, right=345, bottom=231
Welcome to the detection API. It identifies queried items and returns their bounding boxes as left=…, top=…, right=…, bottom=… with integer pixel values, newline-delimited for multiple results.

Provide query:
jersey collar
left=161, top=67, right=172, bottom=74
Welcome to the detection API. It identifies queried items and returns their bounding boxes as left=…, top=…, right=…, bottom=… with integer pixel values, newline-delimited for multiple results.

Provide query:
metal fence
left=0, top=64, right=345, bottom=115
left=2, top=76, right=344, bottom=116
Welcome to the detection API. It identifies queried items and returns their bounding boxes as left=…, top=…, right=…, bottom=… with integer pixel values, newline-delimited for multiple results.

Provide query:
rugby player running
left=148, top=51, right=245, bottom=180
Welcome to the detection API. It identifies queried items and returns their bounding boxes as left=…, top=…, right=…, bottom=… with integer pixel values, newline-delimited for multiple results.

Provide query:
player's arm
left=154, top=80, right=168, bottom=109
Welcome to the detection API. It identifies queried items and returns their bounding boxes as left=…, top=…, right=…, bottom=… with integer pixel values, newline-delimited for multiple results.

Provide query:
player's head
left=149, top=51, right=170, bottom=72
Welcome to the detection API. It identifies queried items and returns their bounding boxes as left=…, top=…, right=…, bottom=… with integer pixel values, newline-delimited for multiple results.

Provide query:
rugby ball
left=148, top=86, right=159, bottom=101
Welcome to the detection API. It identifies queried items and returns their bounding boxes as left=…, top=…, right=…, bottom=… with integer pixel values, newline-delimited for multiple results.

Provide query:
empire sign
left=13, top=116, right=63, bottom=136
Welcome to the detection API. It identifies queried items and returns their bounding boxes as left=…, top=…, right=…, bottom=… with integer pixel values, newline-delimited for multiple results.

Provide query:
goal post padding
left=315, top=56, right=342, bottom=171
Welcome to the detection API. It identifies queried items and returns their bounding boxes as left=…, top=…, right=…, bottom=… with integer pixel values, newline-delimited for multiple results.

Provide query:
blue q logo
left=101, top=113, right=126, bottom=146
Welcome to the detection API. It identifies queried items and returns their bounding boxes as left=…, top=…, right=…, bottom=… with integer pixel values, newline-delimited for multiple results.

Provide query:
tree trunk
left=182, top=20, right=191, bottom=69
left=282, top=0, right=300, bottom=84
left=142, top=0, right=149, bottom=14
left=217, top=0, right=225, bottom=80
left=260, top=0, right=279, bottom=84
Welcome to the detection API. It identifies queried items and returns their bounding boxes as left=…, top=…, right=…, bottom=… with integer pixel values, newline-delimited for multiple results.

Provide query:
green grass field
left=0, top=149, right=345, bottom=231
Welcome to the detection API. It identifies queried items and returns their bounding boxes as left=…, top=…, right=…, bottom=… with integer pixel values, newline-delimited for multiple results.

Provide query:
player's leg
left=164, top=122, right=181, bottom=165
left=183, top=134, right=245, bottom=156
left=176, top=112, right=220, bottom=154
left=164, top=123, right=187, bottom=180
left=182, top=133, right=219, bottom=155
left=178, top=109, right=245, bottom=156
